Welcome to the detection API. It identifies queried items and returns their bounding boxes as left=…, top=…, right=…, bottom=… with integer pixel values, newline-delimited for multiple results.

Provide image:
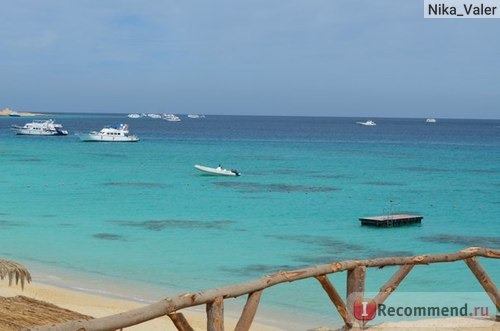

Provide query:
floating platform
left=359, top=214, right=423, bottom=227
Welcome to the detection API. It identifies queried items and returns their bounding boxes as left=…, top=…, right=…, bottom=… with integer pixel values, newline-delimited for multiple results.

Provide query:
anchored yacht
left=77, top=124, right=139, bottom=142
left=11, top=120, right=68, bottom=136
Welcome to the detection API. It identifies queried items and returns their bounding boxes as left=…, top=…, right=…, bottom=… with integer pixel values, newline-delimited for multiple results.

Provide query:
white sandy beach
left=1, top=281, right=498, bottom=330
left=368, top=316, right=499, bottom=330
left=0, top=281, right=285, bottom=331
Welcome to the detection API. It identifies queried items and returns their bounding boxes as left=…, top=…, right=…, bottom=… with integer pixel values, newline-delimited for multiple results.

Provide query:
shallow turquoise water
left=0, top=114, right=498, bottom=328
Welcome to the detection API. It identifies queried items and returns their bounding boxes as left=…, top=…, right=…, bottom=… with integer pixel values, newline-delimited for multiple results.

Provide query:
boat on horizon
left=426, top=118, right=437, bottom=123
left=187, top=114, right=205, bottom=119
left=163, top=114, right=181, bottom=122
left=356, top=120, right=376, bottom=126
left=194, top=164, right=240, bottom=176
left=77, top=124, right=139, bottom=142
left=11, top=119, right=68, bottom=136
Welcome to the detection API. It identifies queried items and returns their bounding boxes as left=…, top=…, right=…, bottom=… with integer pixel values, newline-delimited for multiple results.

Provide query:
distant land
left=0, top=107, right=46, bottom=117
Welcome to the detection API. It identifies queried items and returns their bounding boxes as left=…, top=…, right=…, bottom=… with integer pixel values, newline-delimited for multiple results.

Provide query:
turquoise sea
left=1, top=114, right=499, bottom=329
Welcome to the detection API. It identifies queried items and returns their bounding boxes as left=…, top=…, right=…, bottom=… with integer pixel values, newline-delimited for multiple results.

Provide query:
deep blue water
left=0, top=114, right=498, bottom=329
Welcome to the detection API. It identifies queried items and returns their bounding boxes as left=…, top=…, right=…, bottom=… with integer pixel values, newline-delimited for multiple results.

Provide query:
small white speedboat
left=194, top=164, right=240, bottom=176
left=163, top=114, right=181, bottom=122
left=187, top=114, right=205, bottom=119
left=356, top=120, right=376, bottom=126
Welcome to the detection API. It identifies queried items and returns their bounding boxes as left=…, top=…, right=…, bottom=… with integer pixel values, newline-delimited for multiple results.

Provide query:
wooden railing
left=30, top=247, right=499, bottom=331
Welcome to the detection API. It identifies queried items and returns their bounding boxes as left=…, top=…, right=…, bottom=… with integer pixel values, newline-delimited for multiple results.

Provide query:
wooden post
left=315, top=275, right=353, bottom=328
left=168, top=312, right=194, bottom=331
left=346, top=266, right=366, bottom=321
left=464, top=257, right=500, bottom=311
left=234, top=290, right=263, bottom=331
left=373, top=264, right=414, bottom=306
left=207, top=296, right=224, bottom=331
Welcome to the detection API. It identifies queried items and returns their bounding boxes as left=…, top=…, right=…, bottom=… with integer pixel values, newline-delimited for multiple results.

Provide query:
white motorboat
left=426, top=118, right=436, bottom=123
left=356, top=120, right=377, bottom=126
left=163, top=114, right=181, bottom=122
left=78, top=124, right=139, bottom=142
left=127, top=113, right=141, bottom=118
left=194, top=164, right=240, bottom=176
left=11, top=119, right=68, bottom=136
left=187, top=114, right=205, bottom=119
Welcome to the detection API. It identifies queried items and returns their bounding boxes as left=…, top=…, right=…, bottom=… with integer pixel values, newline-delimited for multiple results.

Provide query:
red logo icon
left=353, top=298, right=377, bottom=321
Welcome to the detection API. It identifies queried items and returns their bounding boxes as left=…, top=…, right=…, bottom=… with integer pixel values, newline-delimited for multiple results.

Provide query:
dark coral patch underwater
left=363, top=181, right=405, bottom=186
left=213, top=181, right=338, bottom=193
left=0, top=220, right=21, bottom=228
left=93, top=233, right=125, bottom=241
left=419, top=234, right=500, bottom=247
left=112, top=219, right=235, bottom=231
left=398, top=166, right=449, bottom=173
left=102, top=182, right=168, bottom=188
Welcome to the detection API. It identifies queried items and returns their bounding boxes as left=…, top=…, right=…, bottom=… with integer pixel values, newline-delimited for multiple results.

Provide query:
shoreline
left=1, top=254, right=498, bottom=331
left=0, top=108, right=47, bottom=117
left=0, top=281, right=286, bottom=331
left=0, top=274, right=497, bottom=330
left=11, top=260, right=340, bottom=330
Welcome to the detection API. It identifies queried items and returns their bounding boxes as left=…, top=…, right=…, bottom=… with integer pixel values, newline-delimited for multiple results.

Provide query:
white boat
left=78, top=124, right=139, bottom=142
left=127, top=113, right=141, bottom=118
left=11, top=119, right=68, bottom=136
left=163, top=114, right=181, bottom=122
left=187, top=114, right=205, bottom=119
left=9, top=111, right=21, bottom=117
left=194, top=164, right=240, bottom=176
left=356, top=120, right=376, bottom=126
left=426, top=118, right=436, bottom=123
left=147, top=113, right=162, bottom=119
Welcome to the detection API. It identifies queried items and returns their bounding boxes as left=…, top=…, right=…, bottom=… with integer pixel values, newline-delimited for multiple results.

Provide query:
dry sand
left=0, top=108, right=45, bottom=116
left=367, top=316, right=499, bottom=330
left=0, top=281, right=283, bottom=331
left=0, top=281, right=498, bottom=330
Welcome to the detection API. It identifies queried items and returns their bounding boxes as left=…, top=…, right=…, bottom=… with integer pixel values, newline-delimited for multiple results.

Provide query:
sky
left=1, top=1, right=498, bottom=118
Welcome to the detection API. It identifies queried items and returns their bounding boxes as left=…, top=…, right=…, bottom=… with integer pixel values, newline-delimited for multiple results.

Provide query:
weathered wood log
left=207, top=296, right=224, bottom=331
left=464, top=257, right=500, bottom=310
left=234, top=290, right=262, bottom=331
left=346, top=266, right=366, bottom=323
left=315, top=275, right=352, bottom=328
left=29, top=247, right=500, bottom=331
left=347, top=266, right=366, bottom=298
left=373, top=264, right=414, bottom=306
left=168, top=312, right=194, bottom=331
